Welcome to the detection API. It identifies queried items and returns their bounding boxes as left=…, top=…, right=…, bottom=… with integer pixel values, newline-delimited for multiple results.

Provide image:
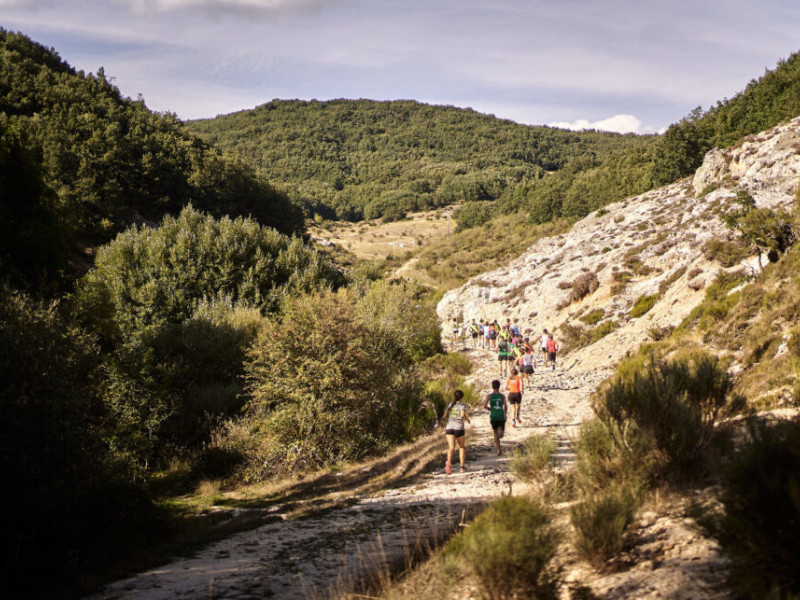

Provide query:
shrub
left=702, top=237, right=750, bottom=267
left=76, top=206, right=343, bottom=341
left=571, top=482, right=642, bottom=569
left=630, top=294, right=658, bottom=318
left=461, top=496, right=560, bottom=600
left=579, top=308, right=605, bottom=326
left=590, top=320, right=616, bottom=343
left=561, top=322, right=592, bottom=353
left=239, top=289, right=424, bottom=479
left=569, top=271, right=599, bottom=303
left=715, top=419, right=800, bottom=597
left=510, top=435, right=556, bottom=482
left=0, top=287, right=167, bottom=595
left=592, top=349, right=744, bottom=483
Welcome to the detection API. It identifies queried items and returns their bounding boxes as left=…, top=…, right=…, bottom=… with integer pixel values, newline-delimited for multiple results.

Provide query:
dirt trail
left=90, top=345, right=603, bottom=600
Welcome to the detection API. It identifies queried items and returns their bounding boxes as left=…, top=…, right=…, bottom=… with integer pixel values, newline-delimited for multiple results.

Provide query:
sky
left=1, top=0, right=799, bottom=134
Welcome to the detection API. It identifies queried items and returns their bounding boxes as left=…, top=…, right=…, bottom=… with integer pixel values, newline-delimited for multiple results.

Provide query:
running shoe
left=512, top=421, right=516, bottom=428
left=460, top=466, right=467, bottom=473
left=445, top=460, right=452, bottom=475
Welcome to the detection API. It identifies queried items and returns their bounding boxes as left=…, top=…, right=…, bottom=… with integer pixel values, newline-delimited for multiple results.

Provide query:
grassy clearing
left=416, top=213, right=571, bottom=289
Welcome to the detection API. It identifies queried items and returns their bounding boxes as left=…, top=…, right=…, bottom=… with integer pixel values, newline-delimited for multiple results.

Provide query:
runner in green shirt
left=483, top=380, right=508, bottom=456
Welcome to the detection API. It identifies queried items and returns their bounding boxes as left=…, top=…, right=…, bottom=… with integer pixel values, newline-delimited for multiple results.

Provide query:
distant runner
left=519, top=346, right=535, bottom=390
left=497, top=336, right=510, bottom=377
left=546, top=333, right=559, bottom=370
left=469, top=319, right=480, bottom=347
left=540, top=328, right=549, bottom=367
left=484, top=380, right=508, bottom=456
left=506, top=368, right=524, bottom=427
left=444, top=389, right=471, bottom=474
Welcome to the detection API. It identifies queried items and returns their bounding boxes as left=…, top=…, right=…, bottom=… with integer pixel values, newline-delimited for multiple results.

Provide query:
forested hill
left=186, top=99, right=653, bottom=221
left=0, top=29, right=303, bottom=290
left=188, top=51, right=800, bottom=230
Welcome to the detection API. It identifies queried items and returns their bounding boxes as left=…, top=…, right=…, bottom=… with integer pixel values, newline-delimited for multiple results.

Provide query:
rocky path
left=90, top=345, right=603, bottom=600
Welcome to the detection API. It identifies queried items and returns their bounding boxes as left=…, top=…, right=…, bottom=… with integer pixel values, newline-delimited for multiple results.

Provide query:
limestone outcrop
left=438, top=117, right=800, bottom=369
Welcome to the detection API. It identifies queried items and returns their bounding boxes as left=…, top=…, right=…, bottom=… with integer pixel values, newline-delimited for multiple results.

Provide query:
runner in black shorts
left=484, top=380, right=508, bottom=455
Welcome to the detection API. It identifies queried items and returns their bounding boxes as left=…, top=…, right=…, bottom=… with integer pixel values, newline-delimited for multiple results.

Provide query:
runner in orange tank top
left=506, top=368, right=524, bottom=426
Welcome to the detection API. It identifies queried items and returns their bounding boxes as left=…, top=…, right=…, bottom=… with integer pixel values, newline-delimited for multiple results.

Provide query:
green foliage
left=454, top=200, right=496, bottom=230
left=714, top=419, right=800, bottom=598
left=74, top=208, right=341, bottom=466
left=579, top=308, right=606, bottom=326
left=510, top=435, right=556, bottom=482
left=571, top=482, right=642, bottom=569
left=460, top=496, right=560, bottom=600
left=702, top=237, right=750, bottom=267
left=0, top=29, right=304, bottom=249
left=592, top=349, right=744, bottom=483
left=0, top=119, right=69, bottom=292
left=186, top=97, right=653, bottom=224
left=237, top=289, right=429, bottom=479
left=0, top=287, right=166, bottom=595
left=630, top=294, right=658, bottom=318
left=721, top=189, right=798, bottom=265
left=77, top=206, right=342, bottom=340
left=590, top=319, right=616, bottom=343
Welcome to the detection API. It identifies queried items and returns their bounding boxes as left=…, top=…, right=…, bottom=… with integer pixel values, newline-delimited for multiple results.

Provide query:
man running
left=444, top=389, right=471, bottom=474
left=497, top=335, right=510, bottom=377
left=506, top=368, right=524, bottom=427
left=484, top=380, right=508, bottom=455
left=469, top=319, right=480, bottom=347
left=546, top=333, right=559, bottom=370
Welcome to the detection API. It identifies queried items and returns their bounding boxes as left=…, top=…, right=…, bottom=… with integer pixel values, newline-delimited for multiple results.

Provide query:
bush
left=592, top=349, right=744, bottom=483
left=461, top=496, right=560, bottom=600
left=77, top=206, right=343, bottom=341
left=569, top=271, right=599, bottom=303
left=630, top=294, right=657, bottom=318
left=702, top=238, right=750, bottom=267
left=0, top=287, right=167, bottom=595
left=238, top=289, right=424, bottom=479
left=579, top=308, right=606, bottom=326
left=511, top=435, right=556, bottom=482
left=590, top=320, right=616, bottom=343
left=714, top=419, right=800, bottom=598
left=571, top=482, right=642, bottom=569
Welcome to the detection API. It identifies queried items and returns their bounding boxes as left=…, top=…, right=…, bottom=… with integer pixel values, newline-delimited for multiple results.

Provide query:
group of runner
left=442, top=320, right=560, bottom=473
left=442, top=375, right=523, bottom=473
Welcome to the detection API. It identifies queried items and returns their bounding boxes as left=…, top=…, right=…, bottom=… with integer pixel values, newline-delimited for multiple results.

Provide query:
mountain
left=185, top=99, right=653, bottom=222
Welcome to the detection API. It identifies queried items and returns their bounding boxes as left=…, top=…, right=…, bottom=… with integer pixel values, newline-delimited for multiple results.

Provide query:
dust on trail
left=90, top=344, right=602, bottom=600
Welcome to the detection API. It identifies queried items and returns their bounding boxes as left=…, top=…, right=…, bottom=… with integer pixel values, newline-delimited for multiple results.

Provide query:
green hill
left=0, top=29, right=304, bottom=289
left=186, top=99, right=653, bottom=222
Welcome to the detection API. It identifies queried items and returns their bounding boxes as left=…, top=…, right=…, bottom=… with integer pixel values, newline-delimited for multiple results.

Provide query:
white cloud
left=120, top=0, right=333, bottom=12
left=548, top=114, right=658, bottom=135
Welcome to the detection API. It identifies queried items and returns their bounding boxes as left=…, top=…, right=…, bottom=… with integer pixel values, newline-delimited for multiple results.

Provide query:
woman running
left=444, top=389, right=471, bottom=474
left=506, top=368, right=524, bottom=427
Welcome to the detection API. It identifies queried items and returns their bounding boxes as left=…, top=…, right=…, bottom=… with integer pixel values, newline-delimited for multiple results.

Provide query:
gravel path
left=90, top=346, right=603, bottom=600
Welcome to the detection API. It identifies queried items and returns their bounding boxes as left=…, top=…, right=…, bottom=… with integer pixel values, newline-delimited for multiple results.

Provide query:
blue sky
left=1, top=0, right=799, bottom=133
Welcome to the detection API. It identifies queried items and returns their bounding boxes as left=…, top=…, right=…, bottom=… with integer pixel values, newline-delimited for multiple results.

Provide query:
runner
left=488, top=321, right=498, bottom=350
left=546, top=333, right=559, bottom=370
left=497, top=335, right=510, bottom=377
left=451, top=319, right=460, bottom=347
left=510, top=319, right=520, bottom=338
left=506, top=368, right=524, bottom=426
left=444, top=389, right=471, bottom=474
left=483, top=320, right=492, bottom=350
left=469, top=319, right=480, bottom=348
left=483, top=380, right=508, bottom=456
left=540, top=328, right=549, bottom=367
left=520, top=346, right=535, bottom=390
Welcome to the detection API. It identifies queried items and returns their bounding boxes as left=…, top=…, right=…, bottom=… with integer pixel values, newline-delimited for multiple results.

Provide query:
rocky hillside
left=438, top=117, right=800, bottom=370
